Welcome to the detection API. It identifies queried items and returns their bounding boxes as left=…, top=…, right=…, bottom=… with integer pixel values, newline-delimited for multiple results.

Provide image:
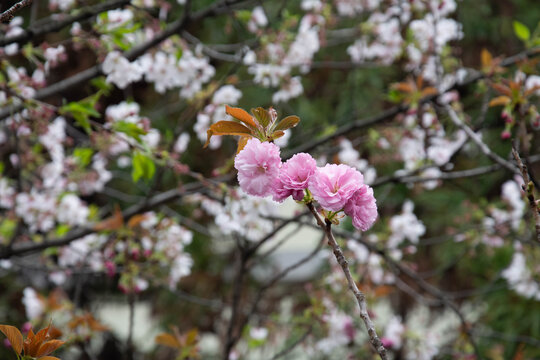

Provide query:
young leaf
left=274, top=115, right=300, bottom=131
left=155, top=333, right=181, bottom=349
left=113, top=121, right=147, bottom=142
left=225, top=105, right=258, bottom=128
left=73, top=148, right=94, bottom=167
left=38, top=357, right=61, bottom=360
left=36, top=340, right=65, bottom=358
left=251, top=107, right=271, bottom=128
left=481, top=48, right=493, bottom=68
left=489, top=96, right=511, bottom=107
left=236, top=136, right=251, bottom=154
left=132, top=152, right=156, bottom=182
left=513, top=21, right=530, bottom=41
left=94, top=204, right=124, bottom=231
left=204, top=121, right=253, bottom=148
left=0, top=325, right=23, bottom=355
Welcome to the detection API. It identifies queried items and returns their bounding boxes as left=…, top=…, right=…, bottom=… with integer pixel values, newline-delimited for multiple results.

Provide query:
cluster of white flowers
left=58, top=234, right=107, bottom=272
left=105, top=101, right=160, bottom=156
left=194, top=85, right=242, bottom=149
left=1, top=17, right=24, bottom=56
left=49, top=0, right=76, bottom=12
left=388, top=200, right=426, bottom=249
left=397, top=110, right=467, bottom=189
left=103, top=48, right=215, bottom=98
left=334, top=0, right=381, bottom=17
left=246, top=13, right=322, bottom=103
left=98, top=8, right=134, bottom=31
left=501, top=244, right=540, bottom=300
left=154, top=219, right=194, bottom=288
left=22, top=287, right=44, bottom=320
left=247, top=6, right=268, bottom=33
left=483, top=179, right=525, bottom=244
left=15, top=190, right=57, bottom=233
left=347, top=239, right=395, bottom=284
left=102, top=51, right=144, bottom=89
left=190, top=189, right=279, bottom=242
left=315, top=300, right=356, bottom=353
left=44, top=45, right=67, bottom=73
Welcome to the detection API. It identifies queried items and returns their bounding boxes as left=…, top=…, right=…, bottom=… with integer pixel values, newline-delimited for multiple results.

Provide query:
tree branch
left=512, top=147, right=540, bottom=242
left=306, top=203, right=388, bottom=360
left=0, top=0, right=32, bottom=23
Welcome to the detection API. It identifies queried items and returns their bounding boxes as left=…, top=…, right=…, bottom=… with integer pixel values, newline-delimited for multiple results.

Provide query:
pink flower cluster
left=234, top=138, right=378, bottom=231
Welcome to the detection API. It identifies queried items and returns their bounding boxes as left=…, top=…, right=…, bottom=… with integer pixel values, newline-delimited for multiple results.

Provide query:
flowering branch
left=306, top=202, right=388, bottom=360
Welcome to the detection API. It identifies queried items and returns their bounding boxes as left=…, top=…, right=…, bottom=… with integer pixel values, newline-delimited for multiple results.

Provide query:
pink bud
left=381, top=337, right=394, bottom=348
left=501, top=130, right=511, bottom=140
left=21, top=322, right=32, bottom=334
left=105, top=261, right=116, bottom=277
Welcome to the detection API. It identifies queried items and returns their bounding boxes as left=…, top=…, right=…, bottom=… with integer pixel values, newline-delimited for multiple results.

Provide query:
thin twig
left=444, top=104, right=518, bottom=174
left=306, top=203, right=387, bottom=360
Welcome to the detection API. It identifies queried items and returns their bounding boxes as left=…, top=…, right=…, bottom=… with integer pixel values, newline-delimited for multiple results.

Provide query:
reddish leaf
left=204, top=121, right=253, bottom=148
left=155, top=333, right=181, bottom=349
left=94, top=205, right=124, bottom=231
left=127, top=214, right=148, bottom=228
left=0, top=325, right=23, bottom=355
left=274, top=115, right=300, bottom=131
left=420, top=87, right=438, bottom=98
left=38, top=357, right=61, bottom=360
left=36, top=340, right=65, bottom=358
left=225, top=105, right=258, bottom=128
left=391, top=82, right=414, bottom=93
left=489, top=96, right=511, bottom=107
left=491, top=83, right=512, bottom=96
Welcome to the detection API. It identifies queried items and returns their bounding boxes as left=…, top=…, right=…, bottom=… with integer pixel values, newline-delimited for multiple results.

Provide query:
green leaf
left=55, top=224, right=71, bottom=236
left=73, top=148, right=94, bottom=167
left=513, top=21, right=530, bottom=41
left=0, top=219, right=16, bottom=241
left=113, top=121, right=147, bottom=142
left=91, top=77, right=113, bottom=95
left=132, top=152, right=156, bottom=182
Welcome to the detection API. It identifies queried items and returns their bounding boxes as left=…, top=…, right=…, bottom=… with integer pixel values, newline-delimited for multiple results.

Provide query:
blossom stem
left=306, top=202, right=388, bottom=360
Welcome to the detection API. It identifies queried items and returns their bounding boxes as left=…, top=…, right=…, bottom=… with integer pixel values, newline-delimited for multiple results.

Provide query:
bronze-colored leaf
left=270, top=131, right=285, bottom=140
left=36, top=340, right=65, bottom=358
left=236, top=136, right=251, bottom=154
left=127, top=214, right=148, bottom=229
left=38, top=357, right=61, bottom=360
left=491, top=83, right=512, bottom=96
left=155, top=333, right=181, bottom=349
left=481, top=48, right=493, bottom=68
left=274, top=115, right=300, bottom=131
left=488, top=96, right=511, bottom=107
left=94, top=204, right=124, bottom=231
left=225, top=105, right=258, bottom=129
left=204, top=121, right=253, bottom=148
left=0, top=325, right=23, bottom=355
left=420, top=87, right=438, bottom=98
left=391, top=82, right=414, bottom=93
left=24, top=328, right=35, bottom=355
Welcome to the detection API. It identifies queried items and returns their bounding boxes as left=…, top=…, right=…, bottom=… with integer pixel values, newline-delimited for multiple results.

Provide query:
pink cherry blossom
left=344, top=184, right=377, bottom=231
left=272, top=152, right=316, bottom=202
left=234, top=138, right=281, bottom=197
left=308, top=164, right=364, bottom=211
